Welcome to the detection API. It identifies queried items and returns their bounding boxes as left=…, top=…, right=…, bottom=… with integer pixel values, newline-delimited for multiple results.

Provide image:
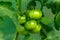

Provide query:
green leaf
left=0, top=5, right=21, bottom=34
left=35, top=1, right=41, bottom=10
left=0, top=6, right=16, bottom=16
left=40, top=17, right=53, bottom=25
left=42, top=6, right=55, bottom=29
left=17, top=34, right=25, bottom=40
left=45, top=30, right=60, bottom=40
left=46, top=0, right=60, bottom=13
left=38, top=0, right=48, bottom=3
left=0, top=2, right=12, bottom=8
left=55, top=12, right=60, bottom=26
left=43, top=6, right=55, bottom=21
left=30, top=33, right=41, bottom=40
left=41, top=6, right=55, bottom=33
left=0, top=16, right=16, bottom=40
left=24, top=35, right=34, bottom=40
left=21, top=0, right=31, bottom=13
left=0, top=0, right=18, bottom=11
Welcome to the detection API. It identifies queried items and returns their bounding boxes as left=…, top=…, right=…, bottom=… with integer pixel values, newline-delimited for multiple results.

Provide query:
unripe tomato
left=29, top=10, right=42, bottom=19
left=32, top=24, right=42, bottom=33
left=18, top=15, right=26, bottom=24
left=17, top=25, right=28, bottom=35
left=25, top=20, right=37, bottom=30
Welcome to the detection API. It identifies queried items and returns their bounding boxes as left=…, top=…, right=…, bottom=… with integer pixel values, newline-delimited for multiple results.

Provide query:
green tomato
left=32, top=24, right=42, bottom=33
left=25, top=20, right=37, bottom=30
left=17, top=25, right=28, bottom=35
left=29, top=10, right=42, bottom=19
left=18, top=15, right=26, bottom=24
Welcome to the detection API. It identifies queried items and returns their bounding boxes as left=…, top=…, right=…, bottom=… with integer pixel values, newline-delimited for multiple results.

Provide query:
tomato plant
left=0, top=0, right=60, bottom=40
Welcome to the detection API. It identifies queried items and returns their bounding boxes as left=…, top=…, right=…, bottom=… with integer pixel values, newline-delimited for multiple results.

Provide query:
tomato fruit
left=25, top=20, right=37, bottom=30
left=17, top=25, right=28, bottom=35
left=29, top=10, right=42, bottom=19
left=18, top=15, right=26, bottom=24
left=32, top=24, right=42, bottom=33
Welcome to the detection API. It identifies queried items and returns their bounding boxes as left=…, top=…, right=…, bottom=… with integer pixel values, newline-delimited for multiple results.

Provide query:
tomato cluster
left=17, top=10, right=42, bottom=35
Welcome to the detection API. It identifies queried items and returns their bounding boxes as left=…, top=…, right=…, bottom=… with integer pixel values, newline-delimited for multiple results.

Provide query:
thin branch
left=14, top=31, right=19, bottom=40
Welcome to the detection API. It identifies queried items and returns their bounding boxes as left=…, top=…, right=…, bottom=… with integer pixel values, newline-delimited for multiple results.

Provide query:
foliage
left=0, top=0, right=60, bottom=40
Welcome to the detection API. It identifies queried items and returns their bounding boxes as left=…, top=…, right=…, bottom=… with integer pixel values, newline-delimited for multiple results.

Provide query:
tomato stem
left=14, top=31, right=19, bottom=40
